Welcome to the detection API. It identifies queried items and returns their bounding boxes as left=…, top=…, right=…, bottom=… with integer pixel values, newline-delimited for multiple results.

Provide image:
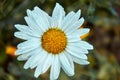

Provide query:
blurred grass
left=0, top=0, right=120, bottom=80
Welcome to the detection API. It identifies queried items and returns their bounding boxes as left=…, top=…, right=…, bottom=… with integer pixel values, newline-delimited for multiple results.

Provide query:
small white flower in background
left=14, top=3, right=93, bottom=80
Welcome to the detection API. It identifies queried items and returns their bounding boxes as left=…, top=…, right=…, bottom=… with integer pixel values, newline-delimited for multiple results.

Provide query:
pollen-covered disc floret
left=14, top=3, right=93, bottom=80
left=42, top=28, right=67, bottom=54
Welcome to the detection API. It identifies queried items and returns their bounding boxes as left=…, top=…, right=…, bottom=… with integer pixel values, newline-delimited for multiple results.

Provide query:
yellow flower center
left=41, top=28, right=67, bottom=54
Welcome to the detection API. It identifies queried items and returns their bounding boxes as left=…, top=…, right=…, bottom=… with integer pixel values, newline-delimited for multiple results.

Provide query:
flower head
left=14, top=3, right=93, bottom=80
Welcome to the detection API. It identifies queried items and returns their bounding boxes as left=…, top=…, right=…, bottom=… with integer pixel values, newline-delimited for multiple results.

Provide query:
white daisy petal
left=34, top=6, right=49, bottom=16
left=15, top=24, right=29, bottom=32
left=59, top=53, right=74, bottom=76
left=66, top=46, right=87, bottom=59
left=23, top=52, right=40, bottom=69
left=17, top=46, right=42, bottom=61
left=34, top=6, right=51, bottom=23
left=50, top=55, right=60, bottom=80
left=17, top=52, right=32, bottom=61
left=17, top=39, right=40, bottom=50
left=61, top=11, right=75, bottom=29
left=24, top=50, right=46, bottom=70
left=67, top=28, right=90, bottom=38
left=67, top=35, right=81, bottom=42
left=32, top=7, right=50, bottom=31
left=68, top=53, right=89, bottom=65
left=41, top=54, right=52, bottom=73
left=52, top=3, right=65, bottom=27
left=15, top=43, right=39, bottom=55
left=74, top=41, right=93, bottom=50
left=34, top=51, right=48, bottom=78
left=30, top=52, right=44, bottom=69
left=78, top=28, right=90, bottom=36
left=24, top=15, right=43, bottom=35
left=15, top=40, right=41, bottom=56
left=14, top=32, right=32, bottom=40
left=68, top=43, right=88, bottom=53
left=73, top=58, right=89, bottom=65
left=34, top=66, right=42, bottom=78
left=64, top=52, right=74, bottom=69
left=15, top=24, right=41, bottom=37
left=34, top=65, right=42, bottom=78
left=15, top=46, right=38, bottom=55
left=30, top=51, right=45, bottom=69
left=68, top=43, right=88, bottom=54
left=62, top=10, right=81, bottom=31
left=65, top=17, right=84, bottom=35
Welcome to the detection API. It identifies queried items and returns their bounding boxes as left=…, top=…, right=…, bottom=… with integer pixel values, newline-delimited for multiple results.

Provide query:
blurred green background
left=0, top=0, right=120, bottom=80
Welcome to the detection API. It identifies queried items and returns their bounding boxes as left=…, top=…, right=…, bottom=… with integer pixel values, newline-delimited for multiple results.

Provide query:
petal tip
left=14, top=32, right=18, bottom=37
left=34, top=6, right=40, bottom=11
left=78, top=9, right=81, bottom=13
left=81, top=17, right=85, bottom=21
left=56, top=3, right=60, bottom=6
left=90, top=45, right=94, bottom=49
left=24, top=65, right=29, bottom=69
left=14, top=24, right=19, bottom=27
left=34, top=73, right=39, bottom=78
left=55, top=3, right=63, bottom=9
left=24, top=16, right=27, bottom=20
left=26, top=9, right=32, bottom=15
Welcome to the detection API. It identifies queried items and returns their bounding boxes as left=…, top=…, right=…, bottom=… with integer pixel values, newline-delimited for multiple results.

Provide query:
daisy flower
left=14, top=3, right=93, bottom=80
